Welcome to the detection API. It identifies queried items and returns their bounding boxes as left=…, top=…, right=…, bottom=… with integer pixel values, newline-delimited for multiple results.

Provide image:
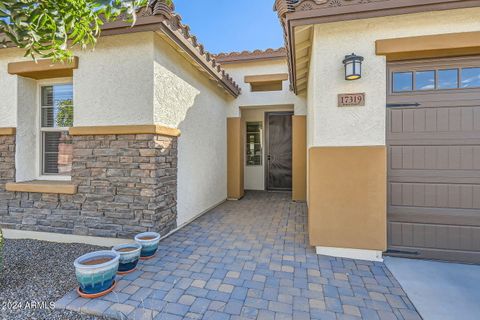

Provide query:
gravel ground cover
left=0, top=239, right=113, bottom=320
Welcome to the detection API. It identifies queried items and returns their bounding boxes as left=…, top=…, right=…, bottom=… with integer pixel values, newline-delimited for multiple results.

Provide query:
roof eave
left=275, top=0, right=480, bottom=95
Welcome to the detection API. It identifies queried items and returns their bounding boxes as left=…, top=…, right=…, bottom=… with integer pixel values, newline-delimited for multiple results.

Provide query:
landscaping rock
left=0, top=239, right=113, bottom=320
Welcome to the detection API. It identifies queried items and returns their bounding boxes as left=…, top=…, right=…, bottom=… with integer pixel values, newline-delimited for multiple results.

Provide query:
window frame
left=388, top=56, right=480, bottom=96
left=37, top=78, right=73, bottom=181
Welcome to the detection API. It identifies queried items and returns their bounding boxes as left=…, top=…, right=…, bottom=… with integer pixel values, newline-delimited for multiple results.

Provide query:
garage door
left=387, top=57, right=480, bottom=264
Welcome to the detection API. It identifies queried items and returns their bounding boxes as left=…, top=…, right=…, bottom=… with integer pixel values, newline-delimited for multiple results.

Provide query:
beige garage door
left=387, top=57, right=480, bottom=264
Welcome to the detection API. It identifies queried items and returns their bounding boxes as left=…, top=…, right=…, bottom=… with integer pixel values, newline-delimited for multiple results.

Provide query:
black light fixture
left=343, top=53, right=364, bottom=81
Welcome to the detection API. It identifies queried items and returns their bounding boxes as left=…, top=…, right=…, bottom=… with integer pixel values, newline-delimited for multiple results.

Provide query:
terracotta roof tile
left=144, top=0, right=241, bottom=96
left=214, top=48, right=287, bottom=64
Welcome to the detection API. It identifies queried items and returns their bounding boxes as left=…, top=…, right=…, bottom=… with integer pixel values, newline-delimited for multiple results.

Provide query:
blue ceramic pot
left=112, top=243, right=141, bottom=273
left=74, top=251, right=119, bottom=295
left=134, top=232, right=161, bottom=258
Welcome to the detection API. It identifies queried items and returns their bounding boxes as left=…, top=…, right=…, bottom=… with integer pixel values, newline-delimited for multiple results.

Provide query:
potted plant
left=74, top=250, right=119, bottom=298
left=134, top=232, right=161, bottom=260
left=112, top=243, right=141, bottom=274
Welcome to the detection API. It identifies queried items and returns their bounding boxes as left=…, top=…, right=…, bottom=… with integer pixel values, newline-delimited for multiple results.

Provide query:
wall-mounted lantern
left=343, top=53, right=364, bottom=81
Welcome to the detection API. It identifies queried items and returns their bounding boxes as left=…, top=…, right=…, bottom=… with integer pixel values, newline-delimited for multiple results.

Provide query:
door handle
left=386, top=103, right=421, bottom=108
left=267, top=155, right=272, bottom=161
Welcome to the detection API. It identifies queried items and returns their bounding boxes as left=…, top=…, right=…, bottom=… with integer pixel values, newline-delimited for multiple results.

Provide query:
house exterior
left=0, top=0, right=479, bottom=264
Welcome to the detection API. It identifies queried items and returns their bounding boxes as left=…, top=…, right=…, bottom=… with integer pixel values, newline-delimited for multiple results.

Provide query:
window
left=415, top=70, right=435, bottom=91
left=246, top=122, right=262, bottom=166
left=392, top=72, right=413, bottom=92
left=392, top=66, right=480, bottom=93
left=461, top=67, right=480, bottom=88
left=438, top=69, right=458, bottom=89
left=40, top=84, right=73, bottom=176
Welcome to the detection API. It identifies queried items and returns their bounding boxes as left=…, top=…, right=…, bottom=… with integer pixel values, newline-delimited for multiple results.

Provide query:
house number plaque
left=338, top=93, right=365, bottom=107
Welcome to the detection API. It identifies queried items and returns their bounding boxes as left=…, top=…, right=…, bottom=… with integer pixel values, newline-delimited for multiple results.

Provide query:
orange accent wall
left=227, top=118, right=244, bottom=200
left=292, top=116, right=307, bottom=201
left=376, top=31, right=480, bottom=61
left=308, top=146, right=387, bottom=251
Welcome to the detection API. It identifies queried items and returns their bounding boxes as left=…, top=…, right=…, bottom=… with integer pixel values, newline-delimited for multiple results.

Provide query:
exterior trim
left=215, top=48, right=287, bottom=65
left=316, top=246, right=384, bottom=262
left=227, top=118, right=244, bottom=200
left=292, top=116, right=307, bottom=201
left=0, top=127, right=16, bottom=136
left=244, top=73, right=289, bottom=83
left=6, top=181, right=78, bottom=195
left=68, top=125, right=181, bottom=137
left=8, top=57, right=79, bottom=79
left=376, top=31, right=480, bottom=61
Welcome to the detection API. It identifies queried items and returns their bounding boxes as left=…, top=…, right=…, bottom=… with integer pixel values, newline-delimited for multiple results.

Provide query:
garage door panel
left=388, top=136, right=480, bottom=145
left=388, top=92, right=480, bottom=107
left=388, top=106, right=480, bottom=136
left=387, top=57, right=480, bottom=263
left=389, top=171, right=480, bottom=183
left=389, top=145, right=480, bottom=170
left=389, top=182, right=480, bottom=210
left=389, top=207, right=480, bottom=226
left=389, top=222, right=480, bottom=250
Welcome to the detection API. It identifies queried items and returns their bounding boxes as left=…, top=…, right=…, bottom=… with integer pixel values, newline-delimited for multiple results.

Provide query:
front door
left=265, top=112, right=293, bottom=191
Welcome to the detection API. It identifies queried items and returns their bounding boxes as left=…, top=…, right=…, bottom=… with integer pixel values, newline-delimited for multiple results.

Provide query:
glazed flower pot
left=135, top=232, right=161, bottom=259
left=74, top=250, right=119, bottom=297
left=112, top=243, right=141, bottom=274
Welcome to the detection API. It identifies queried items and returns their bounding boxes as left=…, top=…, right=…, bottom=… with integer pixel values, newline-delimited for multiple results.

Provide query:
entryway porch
left=57, top=191, right=420, bottom=320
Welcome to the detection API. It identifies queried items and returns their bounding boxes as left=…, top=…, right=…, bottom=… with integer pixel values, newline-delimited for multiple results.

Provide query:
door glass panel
left=246, top=122, right=262, bottom=166
left=438, top=69, right=458, bottom=89
left=461, top=67, right=480, bottom=88
left=415, top=71, right=435, bottom=91
left=392, top=72, right=413, bottom=92
left=267, top=114, right=292, bottom=190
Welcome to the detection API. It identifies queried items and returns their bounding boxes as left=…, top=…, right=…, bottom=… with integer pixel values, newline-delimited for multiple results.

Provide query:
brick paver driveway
left=58, top=192, right=421, bottom=320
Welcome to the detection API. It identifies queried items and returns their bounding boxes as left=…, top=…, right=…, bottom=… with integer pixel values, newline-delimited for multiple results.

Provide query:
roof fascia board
left=287, top=0, right=480, bottom=23
left=156, top=21, right=240, bottom=97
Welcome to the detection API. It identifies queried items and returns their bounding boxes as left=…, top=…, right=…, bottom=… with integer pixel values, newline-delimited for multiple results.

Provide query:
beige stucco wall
left=0, top=31, right=233, bottom=229
left=308, top=7, right=480, bottom=148
left=153, top=34, right=231, bottom=227
left=223, top=60, right=306, bottom=117
left=74, top=33, right=154, bottom=126
left=0, top=33, right=155, bottom=128
left=0, top=49, right=22, bottom=128
left=16, top=77, right=37, bottom=182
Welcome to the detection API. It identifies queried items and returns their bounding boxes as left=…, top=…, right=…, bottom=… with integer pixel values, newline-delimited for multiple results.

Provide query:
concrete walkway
left=385, top=257, right=480, bottom=320
left=57, top=191, right=421, bottom=320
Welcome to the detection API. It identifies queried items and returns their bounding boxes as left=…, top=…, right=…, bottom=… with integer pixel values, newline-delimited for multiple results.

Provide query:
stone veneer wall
left=0, top=135, right=15, bottom=214
left=0, top=133, right=178, bottom=238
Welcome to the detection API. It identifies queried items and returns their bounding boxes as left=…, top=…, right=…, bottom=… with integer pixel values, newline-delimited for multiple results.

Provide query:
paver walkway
left=57, top=191, right=421, bottom=320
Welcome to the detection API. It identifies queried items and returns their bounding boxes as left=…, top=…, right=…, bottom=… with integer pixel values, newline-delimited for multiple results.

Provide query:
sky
left=174, top=0, right=284, bottom=54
